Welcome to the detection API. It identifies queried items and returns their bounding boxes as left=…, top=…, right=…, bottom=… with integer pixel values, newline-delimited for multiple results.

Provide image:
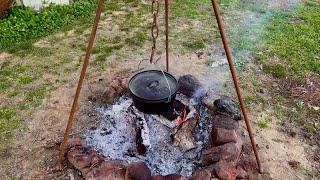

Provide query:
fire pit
left=65, top=74, right=251, bottom=179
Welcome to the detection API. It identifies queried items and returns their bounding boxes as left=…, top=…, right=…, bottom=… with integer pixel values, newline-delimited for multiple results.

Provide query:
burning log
left=171, top=103, right=200, bottom=152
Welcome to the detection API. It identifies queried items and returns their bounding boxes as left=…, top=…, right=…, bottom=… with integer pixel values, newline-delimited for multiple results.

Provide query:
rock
left=178, top=74, right=201, bottom=97
left=101, top=87, right=117, bottom=103
left=201, top=97, right=215, bottom=111
left=172, top=113, right=199, bottom=152
left=201, top=142, right=241, bottom=166
left=110, top=79, right=121, bottom=88
left=67, top=146, right=104, bottom=176
left=164, top=174, right=186, bottom=180
left=152, top=175, right=165, bottom=180
left=110, top=79, right=125, bottom=94
left=236, top=166, right=248, bottom=179
left=120, top=77, right=130, bottom=91
left=214, top=96, right=243, bottom=121
left=88, top=95, right=97, bottom=102
left=238, top=160, right=257, bottom=171
left=212, top=128, right=237, bottom=145
left=67, top=137, right=85, bottom=147
left=86, top=160, right=126, bottom=179
left=191, top=169, right=211, bottom=180
left=67, top=146, right=91, bottom=171
left=212, top=115, right=239, bottom=130
left=214, top=161, right=238, bottom=180
left=288, top=160, right=300, bottom=169
left=125, top=161, right=151, bottom=180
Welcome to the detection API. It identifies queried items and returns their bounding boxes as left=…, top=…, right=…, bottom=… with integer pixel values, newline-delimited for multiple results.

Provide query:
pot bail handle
left=152, top=63, right=172, bottom=103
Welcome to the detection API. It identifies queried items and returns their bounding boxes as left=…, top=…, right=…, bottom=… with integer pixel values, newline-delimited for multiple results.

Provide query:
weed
left=125, top=31, right=148, bottom=47
left=25, top=87, right=46, bottom=106
left=184, top=39, right=205, bottom=51
left=306, top=123, right=317, bottom=134
left=0, top=79, right=11, bottom=90
left=0, top=107, right=19, bottom=140
left=258, top=119, right=270, bottom=128
left=19, top=75, right=33, bottom=85
left=263, top=63, right=287, bottom=78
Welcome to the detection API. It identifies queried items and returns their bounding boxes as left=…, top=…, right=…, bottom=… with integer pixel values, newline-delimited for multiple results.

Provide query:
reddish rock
left=101, top=87, right=117, bottom=103
left=238, top=160, right=257, bottom=171
left=214, top=161, right=238, bottom=180
left=67, top=137, right=85, bottom=147
left=191, top=169, right=211, bottom=180
left=67, top=146, right=105, bottom=176
left=212, top=128, right=237, bottom=145
left=152, top=175, right=165, bottom=180
left=164, top=174, right=186, bottom=180
left=201, top=142, right=241, bottom=165
left=67, top=146, right=92, bottom=171
left=236, top=166, right=248, bottom=179
left=85, top=160, right=126, bottom=179
left=110, top=79, right=125, bottom=94
left=125, top=161, right=151, bottom=180
left=178, top=74, right=201, bottom=97
left=120, top=77, right=130, bottom=91
left=212, top=115, right=239, bottom=130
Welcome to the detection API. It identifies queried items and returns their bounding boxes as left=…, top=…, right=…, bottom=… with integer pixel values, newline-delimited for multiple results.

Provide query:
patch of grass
left=263, top=63, right=287, bottom=78
left=19, top=75, right=33, bottom=85
left=306, top=123, right=317, bottom=134
left=25, top=87, right=46, bottom=106
left=125, top=31, right=148, bottom=47
left=0, top=0, right=99, bottom=51
left=95, top=54, right=107, bottom=64
left=263, top=1, right=320, bottom=80
left=0, top=107, right=19, bottom=141
left=257, top=119, right=270, bottom=128
left=170, top=0, right=211, bottom=20
left=184, top=39, right=205, bottom=51
left=0, top=78, right=11, bottom=90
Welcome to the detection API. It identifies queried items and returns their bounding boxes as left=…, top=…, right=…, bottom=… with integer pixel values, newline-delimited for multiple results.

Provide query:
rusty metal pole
left=165, top=0, right=169, bottom=71
left=210, top=0, right=262, bottom=173
left=57, top=0, right=105, bottom=167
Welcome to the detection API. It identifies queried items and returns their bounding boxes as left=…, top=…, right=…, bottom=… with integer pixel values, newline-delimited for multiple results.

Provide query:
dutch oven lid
left=129, top=70, right=178, bottom=101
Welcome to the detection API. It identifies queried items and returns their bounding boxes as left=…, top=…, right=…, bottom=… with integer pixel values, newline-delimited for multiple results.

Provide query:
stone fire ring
left=64, top=75, right=251, bottom=180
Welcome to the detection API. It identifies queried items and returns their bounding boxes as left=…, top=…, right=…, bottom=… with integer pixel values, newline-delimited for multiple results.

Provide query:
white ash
left=86, top=95, right=212, bottom=177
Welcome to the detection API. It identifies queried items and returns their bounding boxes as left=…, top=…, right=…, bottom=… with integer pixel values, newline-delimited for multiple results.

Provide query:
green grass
left=263, top=0, right=320, bottom=81
left=0, top=0, right=99, bottom=51
left=257, top=119, right=270, bottom=128
left=0, top=108, right=19, bottom=141
left=184, top=39, right=206, bottom=51
left=306, top=123, right=317, bottom=134
left=19, top=75, right=33, bottom=85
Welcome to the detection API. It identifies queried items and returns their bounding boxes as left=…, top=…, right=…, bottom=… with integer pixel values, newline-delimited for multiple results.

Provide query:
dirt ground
left=0, top=0, right=318, bottom=179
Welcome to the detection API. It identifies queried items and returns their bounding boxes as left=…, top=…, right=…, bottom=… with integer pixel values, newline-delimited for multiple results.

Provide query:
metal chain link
left=150, top=0, right=159, bottom=64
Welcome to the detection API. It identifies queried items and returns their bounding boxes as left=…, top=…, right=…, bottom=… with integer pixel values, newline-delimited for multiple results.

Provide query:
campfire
left=65, top=74, right=252, bottom=179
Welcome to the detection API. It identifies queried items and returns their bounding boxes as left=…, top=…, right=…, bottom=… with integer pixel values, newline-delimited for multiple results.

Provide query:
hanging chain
left=150, top=0, right=160, bottom=64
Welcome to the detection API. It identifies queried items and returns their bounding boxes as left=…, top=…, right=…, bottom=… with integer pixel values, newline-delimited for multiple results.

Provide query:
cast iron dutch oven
left=129, top=70, right=178, bottom=114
